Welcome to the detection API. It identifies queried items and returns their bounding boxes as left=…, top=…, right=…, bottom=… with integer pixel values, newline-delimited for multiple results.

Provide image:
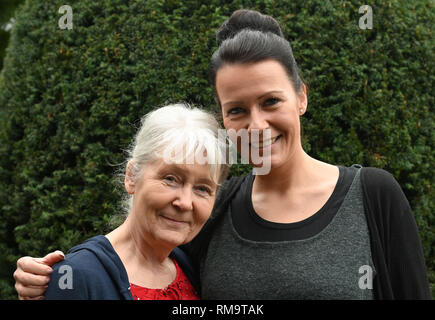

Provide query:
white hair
left=116, top=103, right=229, bottom=219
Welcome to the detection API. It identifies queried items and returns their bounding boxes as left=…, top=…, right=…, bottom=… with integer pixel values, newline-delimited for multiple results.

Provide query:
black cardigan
left=360, top=167, right=431, bottom=299
left=183, top=166, right=432, bottom=300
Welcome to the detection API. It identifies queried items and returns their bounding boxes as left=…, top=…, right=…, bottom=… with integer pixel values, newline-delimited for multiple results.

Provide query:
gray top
left=201, top=168, right=375, bottom=299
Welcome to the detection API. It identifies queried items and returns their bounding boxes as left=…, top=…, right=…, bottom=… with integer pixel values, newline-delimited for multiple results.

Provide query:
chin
left=158, top=231, right=190, bottom=247
left=252, top=155, right=282, bottom=173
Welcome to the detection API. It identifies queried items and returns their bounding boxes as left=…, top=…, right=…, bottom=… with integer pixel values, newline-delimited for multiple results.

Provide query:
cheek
left=223, top=120, right=249, bottom=154
left=223, top=116, right=247, bottom=132
left=137, top=186, right=174, bottom=213
left=223, top=117, right=234, bottom=132
left=276, top=108, right=300, bottom=132
left=184, top=200, right=213, bottom=243
left=193, top=200, right=214, bottom=226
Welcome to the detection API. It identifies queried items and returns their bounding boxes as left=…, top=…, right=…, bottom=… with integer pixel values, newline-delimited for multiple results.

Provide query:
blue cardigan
left=44, top=235, right=199, bottom=300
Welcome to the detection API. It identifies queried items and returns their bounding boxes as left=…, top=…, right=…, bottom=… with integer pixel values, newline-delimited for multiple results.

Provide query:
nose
left=248, top=107, right=269, bottom=132
left=172, top=186, right=193, bottom=212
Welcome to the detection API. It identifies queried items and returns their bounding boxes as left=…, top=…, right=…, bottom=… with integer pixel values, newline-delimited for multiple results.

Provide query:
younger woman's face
left=216, top=59, right=307, bottom=171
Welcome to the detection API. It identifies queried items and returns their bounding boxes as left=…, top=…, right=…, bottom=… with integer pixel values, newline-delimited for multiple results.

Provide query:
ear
left=124, top=160, right=136, bottom=195
left=297, top=84, right=308, bottom=114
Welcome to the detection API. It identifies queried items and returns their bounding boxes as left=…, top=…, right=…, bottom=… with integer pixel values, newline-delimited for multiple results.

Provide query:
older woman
left=14, top=10, right=430, bottom=300
left=24, top=103, right=228, bottom=299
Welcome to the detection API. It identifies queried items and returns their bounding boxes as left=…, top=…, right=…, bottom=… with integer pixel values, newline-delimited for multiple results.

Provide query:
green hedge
left=0, top=0, right=433, bottom=299
left=0, top=1, right=26, bottom=72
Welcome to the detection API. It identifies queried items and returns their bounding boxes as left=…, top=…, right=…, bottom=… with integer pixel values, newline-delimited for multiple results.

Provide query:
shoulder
left=52, top=249, right=105, bottom=275
left=209, top=174, right=247, bottom=220
left=360, top=167, right=407, bottom=200
left=360, top=167, right=413, bottom=222
left=44, top=236, right=119, bottom=299
left=219, top=174, right=246, bottom=195
left=57, top=235, right=114, bottom=275
left=361, top=167, right=396, bottom=185
left=216, top=174, right=247, bottom=202
left=45, top=251, right=95, bottom=299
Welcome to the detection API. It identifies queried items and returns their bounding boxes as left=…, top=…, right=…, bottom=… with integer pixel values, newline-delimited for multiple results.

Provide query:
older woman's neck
left=106, top=217, right=173, bottom=267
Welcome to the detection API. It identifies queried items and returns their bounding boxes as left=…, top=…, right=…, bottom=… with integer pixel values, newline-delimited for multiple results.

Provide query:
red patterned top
left=130, top=258, right=199, bottom=300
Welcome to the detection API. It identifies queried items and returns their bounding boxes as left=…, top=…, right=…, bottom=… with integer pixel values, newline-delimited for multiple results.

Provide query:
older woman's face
left=216, top=59, right=307, bottom=170
left=127, top=159, right=217, bottom=248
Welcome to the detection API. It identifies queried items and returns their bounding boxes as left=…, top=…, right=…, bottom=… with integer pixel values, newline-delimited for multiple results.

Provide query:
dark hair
left=210, top=10, right=304, bottom=102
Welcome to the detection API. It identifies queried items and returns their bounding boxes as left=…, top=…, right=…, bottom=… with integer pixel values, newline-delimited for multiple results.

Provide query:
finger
left=15, top=282, right=48, bottom=299
left=14, top=268, right=51, bottom=286
left=40, top=251, right=65, bottom=266
left=19, top=295, right=45, bottom=300
left=16, top=257, right=53, bottom=275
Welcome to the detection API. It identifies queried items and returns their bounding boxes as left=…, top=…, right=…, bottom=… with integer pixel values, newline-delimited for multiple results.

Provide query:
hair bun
left=216, top=9, right=284, bottom=46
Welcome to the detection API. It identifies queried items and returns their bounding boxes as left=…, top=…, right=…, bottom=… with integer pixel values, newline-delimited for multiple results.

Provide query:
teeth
left=251, top=135, right=280, bottom=148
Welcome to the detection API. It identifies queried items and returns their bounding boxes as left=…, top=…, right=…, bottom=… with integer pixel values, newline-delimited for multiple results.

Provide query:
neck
left=253, top=149, right=322, bottom=193
left=106, top=215, right=173, bottom=269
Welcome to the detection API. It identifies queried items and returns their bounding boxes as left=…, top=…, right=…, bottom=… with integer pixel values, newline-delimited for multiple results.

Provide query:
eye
left=163, top=175, right=179, bottom=185
left=263, top=97, right=280, bottom=107
left=227, top=107, right=244, bottom=115
left=195, top=185, right=213, bottom=196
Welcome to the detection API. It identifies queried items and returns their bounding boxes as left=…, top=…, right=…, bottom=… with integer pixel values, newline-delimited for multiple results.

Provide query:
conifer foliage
left=0, top=0, right=433, bottom=298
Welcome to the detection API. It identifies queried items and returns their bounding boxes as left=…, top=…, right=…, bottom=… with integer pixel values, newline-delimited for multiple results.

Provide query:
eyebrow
left=196, top=178, right=217, bottom=189
left=222, top=90, right=284, bottom=107
left=161, top=164, right=216, bottom=187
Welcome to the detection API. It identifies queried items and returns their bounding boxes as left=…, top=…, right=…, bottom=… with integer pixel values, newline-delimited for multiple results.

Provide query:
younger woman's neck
left=253, top=150, right=318, bottom=193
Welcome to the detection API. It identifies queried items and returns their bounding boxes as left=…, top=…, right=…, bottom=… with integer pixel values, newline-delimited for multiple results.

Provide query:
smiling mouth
left=250, top=134, right=282, bottom=148
left=161, top=215, right=188, bottom=225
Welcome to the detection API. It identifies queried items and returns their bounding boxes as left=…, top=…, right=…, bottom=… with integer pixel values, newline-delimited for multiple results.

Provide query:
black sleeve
left=363, top=167, right=431, bottom=299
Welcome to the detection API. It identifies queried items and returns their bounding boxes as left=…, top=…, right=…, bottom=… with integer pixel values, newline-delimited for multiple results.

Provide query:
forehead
left=216, top=60, right=291, bottom=98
